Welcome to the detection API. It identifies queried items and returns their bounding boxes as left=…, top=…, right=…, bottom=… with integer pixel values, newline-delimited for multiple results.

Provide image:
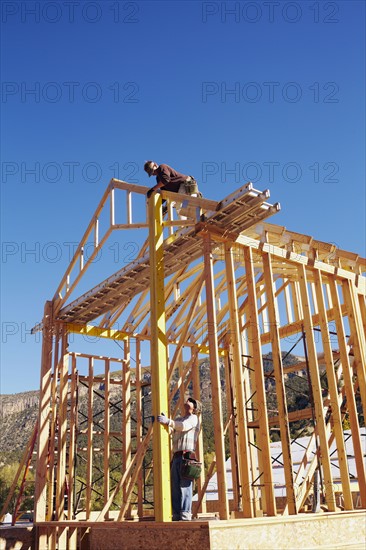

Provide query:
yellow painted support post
left=224, top=242, right=253, bottom=517
left=202, top=233, right=230, bottom=520
left=148, top=193, right=172, bottom=522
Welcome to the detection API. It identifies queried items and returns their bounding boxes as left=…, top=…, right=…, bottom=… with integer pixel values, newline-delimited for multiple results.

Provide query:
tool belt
left=179, top=451, right=202, bottom=480
left=184, top=176, right=202, bottom=197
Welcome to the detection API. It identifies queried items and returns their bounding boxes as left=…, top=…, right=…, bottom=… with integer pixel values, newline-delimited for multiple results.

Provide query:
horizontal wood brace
left=247, top=407, right=314, bottom=428
left=260, top=304, right=347, bottom=345
left=66, top=323, right=129, bottom=341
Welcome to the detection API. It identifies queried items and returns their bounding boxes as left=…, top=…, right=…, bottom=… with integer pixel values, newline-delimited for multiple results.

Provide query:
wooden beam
left=135, top=339, right=144, bottom=519
left=160, top=189, right=218, bottom=212
left=358, top=293, right=366, bottom=342
left=46, top=328, right=61, bottom=521
left=191, top=349, right=206, bottom=515
left=96, top=426, right=153, bottom=521
left=103, top=359, right=110, bottom=520
left=224, top=352, right=240, bottom=513
left=244, top=247, right=276, bottom=516
left=34, top=301, right=53, bottom=528
left=123, top=339, right=132, bottom=516
left=250, top=221, right=366, bottom=273
left=167, top=274, right=205, bottom=384
left=260, top=303, right=348, bottom=345
left=262, top=253, right=297, bottom=514
left=55, top=330, right=69, bottom=550
left=284, top=280, right=294, bottom=324
left=66, top=323, right=129, bottom=341
left=236, top=234, right=366, bottom=293
left=328, top=278, right=366, bottom=507
left=67, top=355, right=77, bottom=520
left=313, top=270, right=353, bottom=509
left=224, top=242, right=253, bottom=517
left=85, top=357, right=94, bottom=520
left=297, top=264, right=336, bottom=511
left=202, top=233, right=229, bottom=520
left=342, top=280, right=366, bottom=413
left=53, top=180, right=116, bottom=310
left=247, top=406, right=315, bottom=428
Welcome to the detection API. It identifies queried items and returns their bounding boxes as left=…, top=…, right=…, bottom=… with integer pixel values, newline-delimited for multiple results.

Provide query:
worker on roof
left=144, top=161, right=202, bottom=219
left=144, top=161, right=201, bottom=199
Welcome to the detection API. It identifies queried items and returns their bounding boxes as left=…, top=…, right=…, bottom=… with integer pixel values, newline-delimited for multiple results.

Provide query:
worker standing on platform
left=157, top=397, right=201, bottom=521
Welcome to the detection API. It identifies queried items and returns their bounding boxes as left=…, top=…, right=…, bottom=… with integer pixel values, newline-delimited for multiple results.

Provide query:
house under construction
left=4, top=180, right=366, bottom=549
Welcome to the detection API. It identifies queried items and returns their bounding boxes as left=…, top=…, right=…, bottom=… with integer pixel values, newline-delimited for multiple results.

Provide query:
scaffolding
left=26, top=180, right=366, bottom=547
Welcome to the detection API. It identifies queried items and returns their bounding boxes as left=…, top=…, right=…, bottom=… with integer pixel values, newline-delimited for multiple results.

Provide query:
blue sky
left=1, top=0, right=365, bottom=394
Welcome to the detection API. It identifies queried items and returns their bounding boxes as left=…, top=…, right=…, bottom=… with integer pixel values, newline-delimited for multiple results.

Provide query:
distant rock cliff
left=0, top=391, right=39, bottom=454
left=1, top=391, right=39, bottom=416
left=0, top=353, right=308, bottom=460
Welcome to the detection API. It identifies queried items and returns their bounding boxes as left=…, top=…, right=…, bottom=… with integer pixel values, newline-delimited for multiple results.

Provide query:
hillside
left=0, top=353, right=311, bottom=466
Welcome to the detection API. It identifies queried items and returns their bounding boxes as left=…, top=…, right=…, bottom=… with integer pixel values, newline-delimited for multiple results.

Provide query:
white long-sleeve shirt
left=169, top=414, right=200, bottom=453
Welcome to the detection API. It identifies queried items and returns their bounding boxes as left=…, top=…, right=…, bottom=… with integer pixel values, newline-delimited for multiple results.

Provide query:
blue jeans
left=171, top=454, right=193, bottom=521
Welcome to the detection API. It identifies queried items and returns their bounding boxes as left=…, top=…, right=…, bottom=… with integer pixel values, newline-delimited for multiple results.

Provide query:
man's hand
left=157, top=413, right=170, bottom=426
left=147, top=187, right=155, bottom=198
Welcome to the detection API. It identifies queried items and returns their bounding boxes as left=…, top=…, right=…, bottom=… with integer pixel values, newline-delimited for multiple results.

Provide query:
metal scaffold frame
left=26, top=180, right=365, bottom=548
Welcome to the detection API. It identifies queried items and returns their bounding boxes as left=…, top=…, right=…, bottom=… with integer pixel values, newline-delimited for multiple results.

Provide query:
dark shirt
left=156, top=164, right=188, bottom=192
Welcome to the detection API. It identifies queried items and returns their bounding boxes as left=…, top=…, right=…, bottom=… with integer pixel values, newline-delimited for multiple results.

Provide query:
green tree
left=0, top=462, right=34, bottom=515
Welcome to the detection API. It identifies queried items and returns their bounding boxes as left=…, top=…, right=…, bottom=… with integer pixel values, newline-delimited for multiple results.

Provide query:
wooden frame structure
left=31, top=180, right=365, bottom=548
